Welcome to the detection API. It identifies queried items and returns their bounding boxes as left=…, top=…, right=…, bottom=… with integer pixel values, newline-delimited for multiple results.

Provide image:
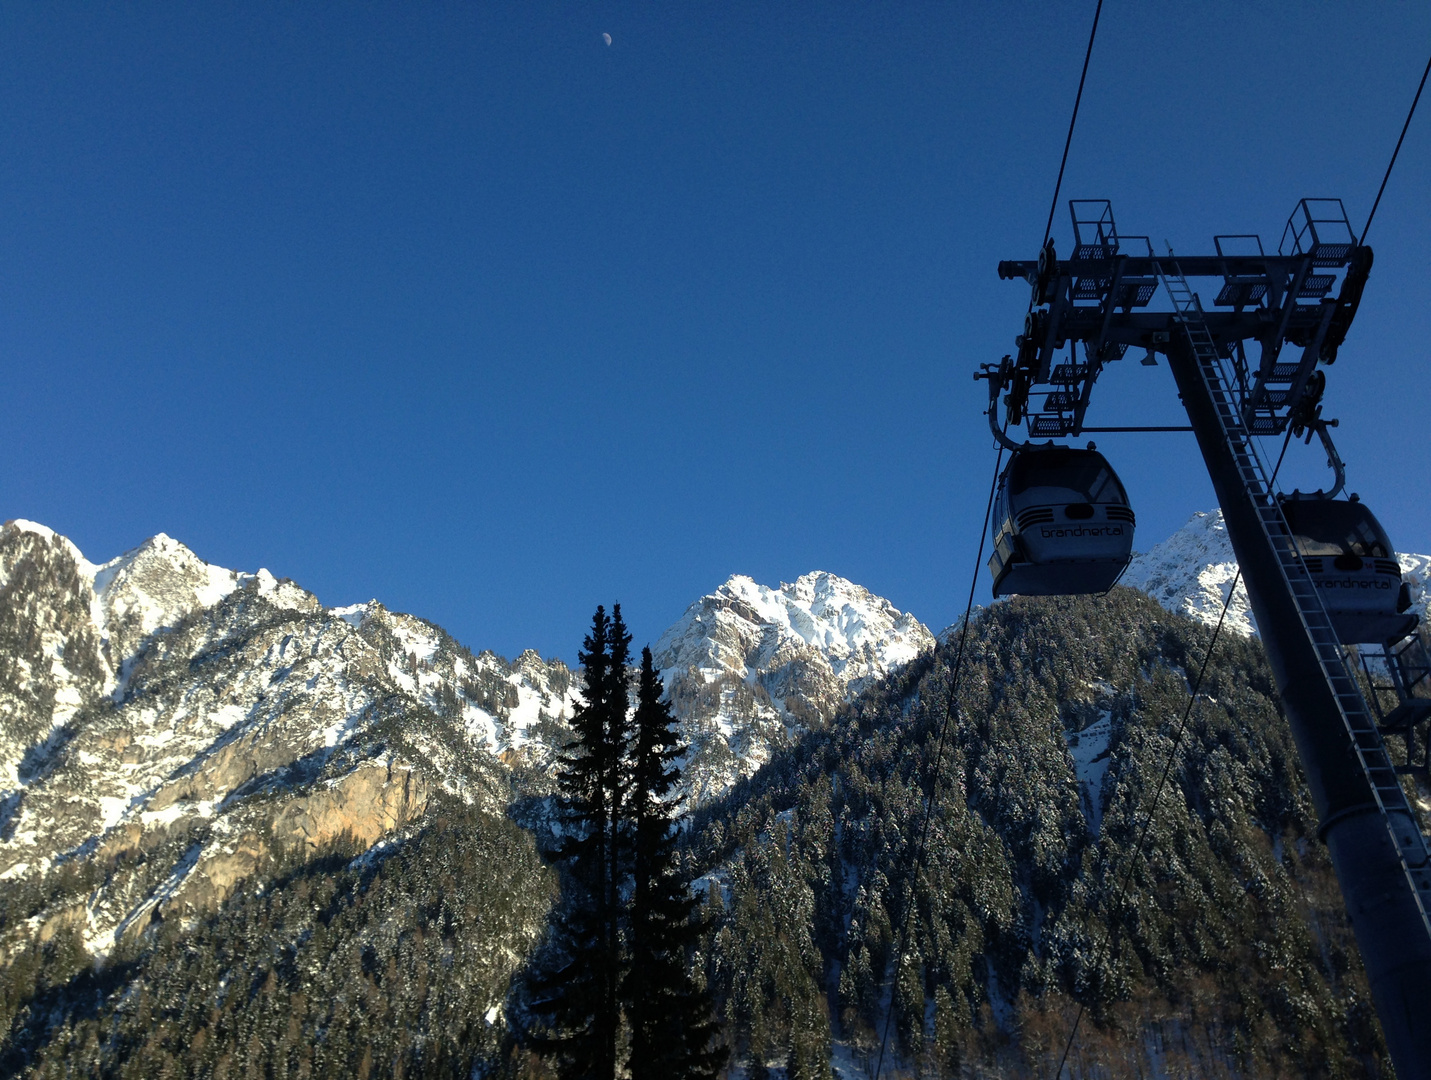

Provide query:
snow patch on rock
left=1121, top=511, right=1255, bottom=636
left=1066, top=714, right=1113, bottom=837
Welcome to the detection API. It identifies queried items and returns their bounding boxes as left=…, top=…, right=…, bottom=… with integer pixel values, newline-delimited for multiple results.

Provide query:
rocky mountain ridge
left=0, top=523, right=933, bottom=963
left=0, top=515, right=1413, bottom=1077
left=0, top=520, right=578, bottom=959
left=4, top=509, right=1424, bottom=966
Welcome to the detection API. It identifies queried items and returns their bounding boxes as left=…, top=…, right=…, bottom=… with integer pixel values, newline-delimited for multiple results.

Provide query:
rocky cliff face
left=654, top=571, right=934, bottom=803
left=0, top=520, right=576, bottom=959
left=0, top=523, right=108, bottom=791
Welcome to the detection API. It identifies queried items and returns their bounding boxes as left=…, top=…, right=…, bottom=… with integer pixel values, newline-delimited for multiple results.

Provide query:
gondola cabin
left=1280, top=493, right=1417, bottom=644
left=988, top=447, right=1135, bottom=597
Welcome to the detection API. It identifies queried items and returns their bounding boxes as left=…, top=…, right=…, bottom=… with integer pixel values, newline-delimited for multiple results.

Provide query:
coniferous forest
left=0, top=589, right=1394, bottom=1078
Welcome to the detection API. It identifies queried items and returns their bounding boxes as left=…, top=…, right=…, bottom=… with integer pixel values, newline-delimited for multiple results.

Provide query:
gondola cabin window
left=1282, top=498, right=1391, bottom=559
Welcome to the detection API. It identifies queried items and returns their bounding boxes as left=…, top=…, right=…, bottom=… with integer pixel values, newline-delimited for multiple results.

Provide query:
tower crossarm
left=990, top=199, right=1370, bottom=440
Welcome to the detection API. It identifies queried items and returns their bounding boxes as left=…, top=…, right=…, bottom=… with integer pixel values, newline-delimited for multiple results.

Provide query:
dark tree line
left=524, top=604, right=723, bottom=1079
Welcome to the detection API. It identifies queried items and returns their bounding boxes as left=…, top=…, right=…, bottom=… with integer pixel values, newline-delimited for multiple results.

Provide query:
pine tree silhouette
left=526, top=605, right=628, bottom=1078
left=623, top=647, right=725, bottom=1079
left=527, top=615, right=721, bottom=1078
left=603, top=607, right=633, bottom=1076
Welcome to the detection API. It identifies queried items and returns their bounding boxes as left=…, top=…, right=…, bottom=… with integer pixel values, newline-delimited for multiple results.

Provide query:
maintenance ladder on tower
left=1157, top=261, right=1431, bottom=937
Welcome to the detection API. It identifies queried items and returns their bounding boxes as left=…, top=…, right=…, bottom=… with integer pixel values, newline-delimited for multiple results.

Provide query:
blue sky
left=3, top=3, right=1429, bottom=661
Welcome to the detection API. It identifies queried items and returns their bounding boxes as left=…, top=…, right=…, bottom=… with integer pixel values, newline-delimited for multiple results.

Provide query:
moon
left=602, top=32, right=612, bottom=45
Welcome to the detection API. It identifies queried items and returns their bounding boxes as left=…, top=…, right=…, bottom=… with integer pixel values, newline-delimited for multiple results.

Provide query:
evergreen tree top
left=633, top=647, right=682, bottom=806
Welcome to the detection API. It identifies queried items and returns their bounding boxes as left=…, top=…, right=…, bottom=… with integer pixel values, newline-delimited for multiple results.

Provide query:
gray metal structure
left=983, top=199, right=1431, bottom=1078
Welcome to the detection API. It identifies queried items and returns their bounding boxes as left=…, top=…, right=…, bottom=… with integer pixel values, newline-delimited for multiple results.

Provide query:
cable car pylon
left=1158, top=261, right=1431, bottom=1071
left=989, top=199, right=1431, bottom=1078
left=1157, top=256, right=1431, bottom=915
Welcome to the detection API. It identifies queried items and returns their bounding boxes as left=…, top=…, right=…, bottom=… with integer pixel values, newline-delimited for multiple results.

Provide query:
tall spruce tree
left=527, top=605, right=629, bottom=1078
left=601, top=606, right=633, bottom=1075
left=527, top=615, right=721, bottom=1078
left=622, top=648, right=725, bottom=1079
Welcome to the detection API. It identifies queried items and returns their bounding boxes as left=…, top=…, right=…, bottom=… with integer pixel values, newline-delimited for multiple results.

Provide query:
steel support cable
left=1051, top=428, right=1295, bottom=1080
left=871, top=440, right=1005, bottom=1080
left=1360, top=46, right=1431, bottom=246
left=1039, top=0, right=1105, bottom=253
left=873, top=6, right=1107, bottom=1071
left=872, top=9, right=1105, bottom=1068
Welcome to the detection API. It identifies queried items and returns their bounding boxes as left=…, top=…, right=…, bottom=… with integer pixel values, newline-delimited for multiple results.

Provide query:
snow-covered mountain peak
left=81, top=532, right=313, bottom=665
left=92, top=533, right=245, bottom=655
left=659, top=570, right=931, bottom=683
left=3, top=519, right=93, bottom=580
left=1121, top=510, right=1255, bottom=636
left=781, top=570, right=921, bottom=657
left=782, top=568, right=870, bottom=607
left=7, top=518, right=71, bottom=547
left=248, top=567, right=315, bottom=611
left=653, top=571, right=934, bottom=802
left=0, top=522, right=578, bottom=954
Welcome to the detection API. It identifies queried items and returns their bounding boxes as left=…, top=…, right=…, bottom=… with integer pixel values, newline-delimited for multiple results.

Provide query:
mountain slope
left=1, top=523, right=935, bottom=965
left=0, top=516, right=1406, bottom=1077
left=0, top=524, right=942, bottom=1076
left=692, top=588, right=1388, bottom=1078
